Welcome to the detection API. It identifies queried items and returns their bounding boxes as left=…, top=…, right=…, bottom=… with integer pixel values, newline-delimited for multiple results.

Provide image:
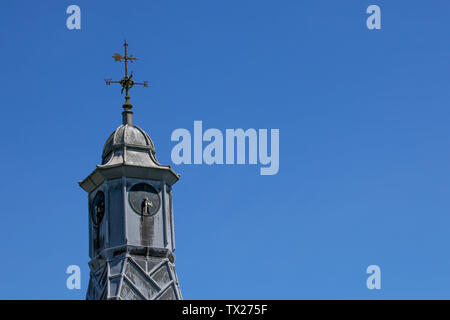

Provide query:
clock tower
left=79, top=42, right=182, bottom=300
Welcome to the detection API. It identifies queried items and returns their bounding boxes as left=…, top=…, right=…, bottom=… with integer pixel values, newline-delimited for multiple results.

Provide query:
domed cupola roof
left=102, top=124, right=155, bottom=161
left=100, top=122, right=162, bottom=168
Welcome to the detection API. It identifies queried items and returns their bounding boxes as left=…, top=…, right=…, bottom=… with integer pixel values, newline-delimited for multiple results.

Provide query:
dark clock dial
left=128, top=183, right=160, bottom=216
left=91, top=191, right=105, bottom=226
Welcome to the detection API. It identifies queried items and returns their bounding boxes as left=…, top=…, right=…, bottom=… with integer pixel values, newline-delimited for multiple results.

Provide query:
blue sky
left=1, top=0, right=450, bottom=299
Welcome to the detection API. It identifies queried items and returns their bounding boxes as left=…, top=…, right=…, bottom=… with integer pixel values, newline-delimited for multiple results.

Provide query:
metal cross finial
left=105, top=41, right=149, bottom=114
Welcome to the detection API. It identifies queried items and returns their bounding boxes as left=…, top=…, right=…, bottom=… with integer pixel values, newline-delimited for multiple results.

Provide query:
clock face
left=91, top=191, right=105, bottom=226
left=128, top=183, right=160, bottom=216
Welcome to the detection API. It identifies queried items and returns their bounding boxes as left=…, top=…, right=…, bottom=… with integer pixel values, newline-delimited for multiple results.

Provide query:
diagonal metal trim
left=126, top=257, right=161, bottom=291
left=122, top=276, right=147, bottom=300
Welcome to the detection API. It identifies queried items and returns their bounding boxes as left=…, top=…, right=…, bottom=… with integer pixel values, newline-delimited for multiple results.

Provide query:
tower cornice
left=79, top=164, right=180, bottom=193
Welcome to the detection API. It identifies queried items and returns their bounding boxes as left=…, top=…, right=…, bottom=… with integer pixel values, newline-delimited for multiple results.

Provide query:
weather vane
left=105, top=40, right=149, bottom=111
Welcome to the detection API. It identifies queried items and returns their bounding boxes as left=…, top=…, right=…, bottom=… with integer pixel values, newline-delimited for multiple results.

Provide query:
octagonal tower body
left=79, top=114, right=182, bottom=300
